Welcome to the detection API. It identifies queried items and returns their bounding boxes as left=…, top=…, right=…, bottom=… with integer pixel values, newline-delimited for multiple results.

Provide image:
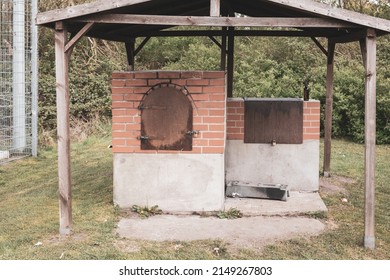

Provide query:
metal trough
left=226, top=180, right=290, bottom=201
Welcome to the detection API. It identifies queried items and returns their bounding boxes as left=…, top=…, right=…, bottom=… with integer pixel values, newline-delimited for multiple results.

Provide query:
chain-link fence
left=1, top=0, right=38, bottom=163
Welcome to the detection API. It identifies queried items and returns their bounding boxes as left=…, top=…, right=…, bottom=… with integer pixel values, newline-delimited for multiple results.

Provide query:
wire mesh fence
left=0, top=0, right=37, bottom=163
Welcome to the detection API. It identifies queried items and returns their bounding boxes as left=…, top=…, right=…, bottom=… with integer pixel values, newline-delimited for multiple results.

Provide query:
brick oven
left=111, top=70, right=321, bottom=212
left=112, top=71, right=226, bottom=212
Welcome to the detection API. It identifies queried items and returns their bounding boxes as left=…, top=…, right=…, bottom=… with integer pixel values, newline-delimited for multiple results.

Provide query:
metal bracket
left=186, top=130, right=200, bottom=137
left=137, top=135, right=149, bottom=141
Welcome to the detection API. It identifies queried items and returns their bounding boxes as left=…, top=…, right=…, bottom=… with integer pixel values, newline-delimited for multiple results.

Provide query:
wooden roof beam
left=77, top=14, right=360, bottom=29
left=37, top=0, right=153, bottom=25
left=132, top=29, right=336, bottom=38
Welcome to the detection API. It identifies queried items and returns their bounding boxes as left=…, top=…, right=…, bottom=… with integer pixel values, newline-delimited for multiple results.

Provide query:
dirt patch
left=319, top=175, right=356, bottom=195
left=114, top=239, right=141, bottom=253
left=43, top=232, right=89, bottom=245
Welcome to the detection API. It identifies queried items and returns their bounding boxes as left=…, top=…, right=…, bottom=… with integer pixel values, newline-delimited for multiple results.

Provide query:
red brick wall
left=303, top=100, right=321, bottom=141
left=111, top=71, right=226, bottom=154
left=226, top=98, right=320, bottom=141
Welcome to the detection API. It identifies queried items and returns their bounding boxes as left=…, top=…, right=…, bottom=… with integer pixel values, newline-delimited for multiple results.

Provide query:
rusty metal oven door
left=139, top=84, right=193, bottom=151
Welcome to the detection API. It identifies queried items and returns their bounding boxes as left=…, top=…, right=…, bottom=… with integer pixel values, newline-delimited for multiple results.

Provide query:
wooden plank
left=55, top=22, right=72, bottom=236
left=220, top=27, right=227, bottom=71
left=363, top=28, right=377, bottom=250
left=323, top=40, right=336, bottom=177
left=330, top=29, right=368, bottom=44
left=311, top=37, right=328, bottom=56
left=134, top=29, right=336, bottom=38
left=263, top=0, right=390, bottom=33
left=125, top=38, right=136, bottom=71
left=77, top=14, right=360, bottom=28
left=65, top=22, right=94, bottom=53
left=208, top=36, right=222, bottom=49
left=210, top=0, right=220, bottom=17
left=134, top=36, right=151, bottom=56
left=36, top=0, right=153, bottom=25
left=227, top=27, right=234, bottom=98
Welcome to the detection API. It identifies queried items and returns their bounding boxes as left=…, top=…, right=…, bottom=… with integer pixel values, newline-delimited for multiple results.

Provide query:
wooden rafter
left=311, top=37, right=328, bottom=56
left=36, top=0, right=153, bottom=25
left=77, top=14, right=360, bottom=29
left=131, top=29, right=337, bottom=38
left=263, top=0, right=390, bottom=33
left=65, top=23, right=95, bottom=54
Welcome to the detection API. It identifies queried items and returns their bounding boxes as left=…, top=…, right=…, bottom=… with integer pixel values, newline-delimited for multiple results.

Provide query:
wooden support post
left=221, top=27, right=227, bottom=71
left=323, top=40, right=336, bottom=177
left=362, top=29, right=377, bottom=250
left=227, top=27, right=235, bottom=98
left=210, top=0, right=220, bottom=17
left=125, top=38, right=136, bottom=71
left=55, top=22, right=72, bottom=236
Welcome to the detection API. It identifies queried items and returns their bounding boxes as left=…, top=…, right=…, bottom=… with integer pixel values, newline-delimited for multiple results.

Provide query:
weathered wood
left=323, top=40, right=336, bottom=177
left=263, top=0, right=390, bottom=33
left=362, top=28, right=377, bottom=250
left=134, top=37, right=151, bottom=56
left=77, top=14, right=360, bottom=28
left=210, top=0, right=220, bottom=17
left=330, top=29, right=368, bottom=44
left=227, top=27, right=234, bottom=98
left=55, top=22, right=72, bottom=236
left=134, top=29, right=336, bottom=38
left=36, top=0, right=153, bottom=25
left=125, top=38, right=136, bottom=71
left=208, top=36, right=222, bottom=49
left=311, top=37, right=328, bottom=56
left=220, top=27, right=227, bottom=71
left=65, top=22, right=94, bottom=53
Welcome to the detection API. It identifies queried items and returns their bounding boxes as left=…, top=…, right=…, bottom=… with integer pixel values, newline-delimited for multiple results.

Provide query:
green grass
left=0, top=136, right=389, bottom=259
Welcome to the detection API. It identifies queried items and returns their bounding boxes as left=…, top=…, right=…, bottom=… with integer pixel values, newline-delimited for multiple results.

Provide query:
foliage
left=37, top=0, right=390, bottom=143
left=131, top=205, right=163, bottom=219
left=217, top=208, right=243, bottom=219
left=38, top=27, right=127, bottom=131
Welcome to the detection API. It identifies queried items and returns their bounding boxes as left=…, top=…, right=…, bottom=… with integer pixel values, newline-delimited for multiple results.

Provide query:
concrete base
left=224, top=191, right=328, bottom=216
left=225, top=140, right=320, bottom=192
left=0, top=150, right=10, bottom=161
left=113, top=153, right=225, bottom=212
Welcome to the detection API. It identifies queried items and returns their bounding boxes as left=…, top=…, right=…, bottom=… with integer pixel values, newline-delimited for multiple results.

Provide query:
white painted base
left=0, top=150, right=10, bottom=160
left=225, top=140, right=320, bottom=192
left=113, top=153, right=225, bottom=212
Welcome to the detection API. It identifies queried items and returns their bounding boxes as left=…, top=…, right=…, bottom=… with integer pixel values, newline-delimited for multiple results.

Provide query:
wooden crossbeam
left=77, top=14, right=360, bottom=29
left=132, top=29, right=335, bottom=38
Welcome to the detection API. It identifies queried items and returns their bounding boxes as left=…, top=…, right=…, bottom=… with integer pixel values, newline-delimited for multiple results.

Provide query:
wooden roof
left=37, top=0, right=390, bottom=42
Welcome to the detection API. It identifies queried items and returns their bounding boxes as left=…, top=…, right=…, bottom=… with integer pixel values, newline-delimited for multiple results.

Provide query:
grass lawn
left=0, top=134, right=389, bottom=260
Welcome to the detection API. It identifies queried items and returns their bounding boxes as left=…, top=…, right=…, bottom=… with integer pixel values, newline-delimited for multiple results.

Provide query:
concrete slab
left=224, top=191, right=328, bottom=216
left=116, top=192, right=327, bottom=250
left=117, top=215, right=325, bottom=250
